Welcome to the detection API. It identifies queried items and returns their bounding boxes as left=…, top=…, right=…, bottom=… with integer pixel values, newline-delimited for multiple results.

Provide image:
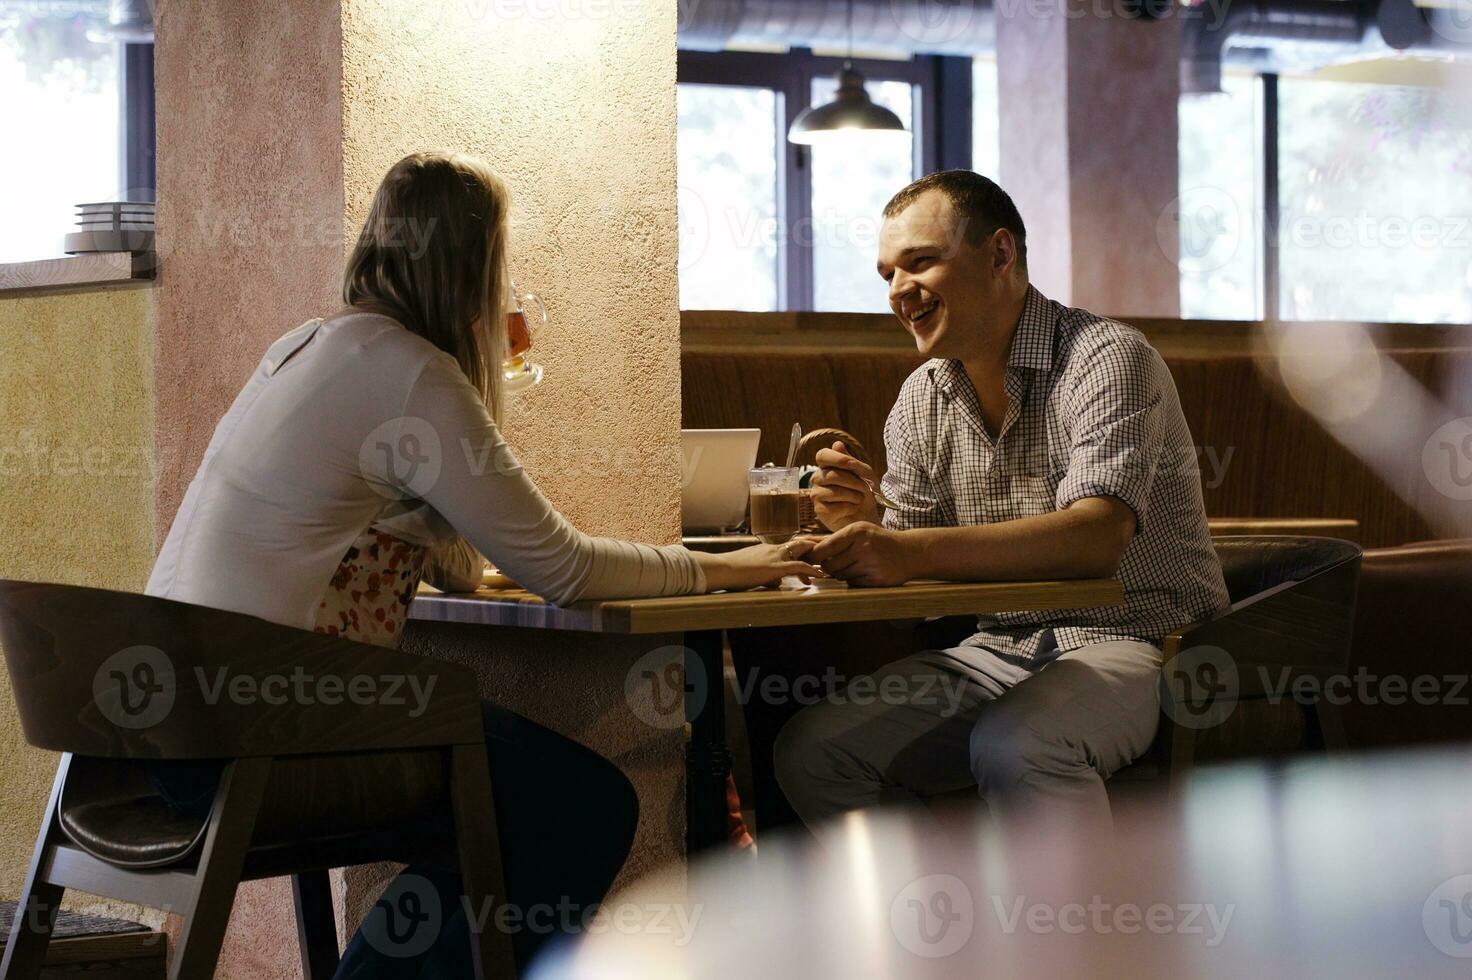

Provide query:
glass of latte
left=747, top=466, right=802, bottom=544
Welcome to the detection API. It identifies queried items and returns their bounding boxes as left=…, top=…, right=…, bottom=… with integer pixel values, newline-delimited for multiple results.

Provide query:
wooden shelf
left=0, top=252, right=155, bottom=297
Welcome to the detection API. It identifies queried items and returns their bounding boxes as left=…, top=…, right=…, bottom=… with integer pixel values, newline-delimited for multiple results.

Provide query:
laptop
left=681, top=428, right=761, bottom=533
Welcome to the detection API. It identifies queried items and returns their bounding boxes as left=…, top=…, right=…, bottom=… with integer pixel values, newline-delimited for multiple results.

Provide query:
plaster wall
left=0, top=286, right=157, bottom=910
left=151, top=6, right=347, bottom=964
left=335, top=0, right=688, bottom=963
left=151, top=0, right=346, bottom=543
left=997, top=2, right=1181, bottom=318
left=340, top=0, right=685, bottom=542
left=996, top=4, right=1073, bottom=304
left=1065, top=12, right=1181, bottom=318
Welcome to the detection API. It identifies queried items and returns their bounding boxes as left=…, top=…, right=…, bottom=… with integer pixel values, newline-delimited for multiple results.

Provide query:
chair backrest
left=1212, top=535, right=1363, bottom=605
left=0, top=579, right=483, bottom=760
left=1165, top=535, right=1364, bottom=676
left=1343, top=539, right=1472, bottom=748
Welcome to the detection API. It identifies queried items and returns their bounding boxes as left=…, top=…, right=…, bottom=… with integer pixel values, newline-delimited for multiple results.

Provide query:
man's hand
left=810, top=441, right=882, bottom=531
left=808, top=521, right=918, bottom=587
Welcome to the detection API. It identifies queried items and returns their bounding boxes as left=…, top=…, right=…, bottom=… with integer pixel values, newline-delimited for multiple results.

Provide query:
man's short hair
left=883, top=170, right=1027, bottom=270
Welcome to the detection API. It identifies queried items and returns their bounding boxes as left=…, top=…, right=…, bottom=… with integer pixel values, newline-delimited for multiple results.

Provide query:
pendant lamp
left=787, top=0, right=911, bottom=145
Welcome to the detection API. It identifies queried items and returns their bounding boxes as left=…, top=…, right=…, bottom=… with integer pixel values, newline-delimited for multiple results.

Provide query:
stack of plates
left=64, top=201, right=155, bottom=254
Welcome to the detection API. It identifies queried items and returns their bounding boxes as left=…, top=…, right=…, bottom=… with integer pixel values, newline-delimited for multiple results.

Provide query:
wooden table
left=410, top=578, right=1123, bottom=855
left=552, top=744, right=1472, bottom=978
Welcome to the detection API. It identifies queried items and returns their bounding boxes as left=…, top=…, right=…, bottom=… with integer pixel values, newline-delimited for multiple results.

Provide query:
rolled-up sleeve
left=1054, top=337, right=1166, bottom=532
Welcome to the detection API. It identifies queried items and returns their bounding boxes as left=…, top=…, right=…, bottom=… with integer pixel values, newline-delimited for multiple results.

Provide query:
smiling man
left=776, top=170, right=1230, bottom=834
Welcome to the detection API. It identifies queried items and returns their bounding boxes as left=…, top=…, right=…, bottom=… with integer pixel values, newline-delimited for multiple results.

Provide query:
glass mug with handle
left=748, top=466, right=803, bottom=544
left=504, top=282, right=547, bottom=392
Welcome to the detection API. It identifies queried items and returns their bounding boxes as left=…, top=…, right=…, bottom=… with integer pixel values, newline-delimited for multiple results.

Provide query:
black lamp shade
left=788, top=67, right=911, bottom=145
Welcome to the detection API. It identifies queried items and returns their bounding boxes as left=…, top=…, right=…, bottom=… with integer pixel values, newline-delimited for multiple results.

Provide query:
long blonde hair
left=343, top=151, right=509, bottom=420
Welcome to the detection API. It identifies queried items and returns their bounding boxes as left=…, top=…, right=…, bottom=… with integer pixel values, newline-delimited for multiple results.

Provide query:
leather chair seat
left=58, top=751, right=446, bottom=869
left=1214, top=536, right=1360, bottom=604
left=60, top=789, right=208, bottom=869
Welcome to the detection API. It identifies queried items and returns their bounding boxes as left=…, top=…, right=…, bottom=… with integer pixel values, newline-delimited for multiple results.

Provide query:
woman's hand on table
left=694, top=540, right=822, bottom=592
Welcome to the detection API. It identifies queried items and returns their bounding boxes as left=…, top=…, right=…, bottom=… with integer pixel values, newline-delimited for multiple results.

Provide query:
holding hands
left=807, top=522, right=918, bottom=588
left=695, top=441, right=920, bottom=591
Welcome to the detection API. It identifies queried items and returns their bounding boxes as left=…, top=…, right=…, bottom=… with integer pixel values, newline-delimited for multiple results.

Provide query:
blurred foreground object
left=539, top=746, right=1472, bottom=979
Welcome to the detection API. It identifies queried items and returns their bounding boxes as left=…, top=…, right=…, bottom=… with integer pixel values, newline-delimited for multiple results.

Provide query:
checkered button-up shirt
left=880, top=285, right=1230, bottom=659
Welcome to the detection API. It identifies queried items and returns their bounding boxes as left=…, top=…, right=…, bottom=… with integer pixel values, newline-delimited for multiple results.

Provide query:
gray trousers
left=772, top=630, right=1163, bottom=834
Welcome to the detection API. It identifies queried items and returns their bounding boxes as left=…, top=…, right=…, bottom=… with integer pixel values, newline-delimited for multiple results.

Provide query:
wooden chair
left=0, top=579, right=516, bottom=980
left=1125, top=535, right=1364, bottom=790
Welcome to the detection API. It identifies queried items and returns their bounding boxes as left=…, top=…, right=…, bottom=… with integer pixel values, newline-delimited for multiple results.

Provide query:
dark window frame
left=122, top=41, right=156, bottom=203
left=677, top=47, right=972, bottom=311
left=1260, top=72, right=1281, bottom=322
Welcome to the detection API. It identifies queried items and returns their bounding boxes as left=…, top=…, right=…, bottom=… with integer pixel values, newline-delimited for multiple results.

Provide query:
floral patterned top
left=312, top=529, right=429, bottom=649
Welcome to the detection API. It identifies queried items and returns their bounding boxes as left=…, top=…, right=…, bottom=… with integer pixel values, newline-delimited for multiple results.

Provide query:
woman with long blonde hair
left=145, top=151, right=815, bottom=976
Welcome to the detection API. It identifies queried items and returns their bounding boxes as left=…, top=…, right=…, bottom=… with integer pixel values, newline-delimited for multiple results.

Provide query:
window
left=809, top=77, right=914, bottom=312
left=1277, top=78, right=1472, bottom=324
left=676, top=48, right=971, bottom=312
left=1180, top=70, right=1472, bottom=325
left=0, top=2, right=120, bottom=262
left=972, top=56, right=999, bottom=180
left=677, top=84, right=781, bottom=311
left=1177, top=72, right=1262, bottom=320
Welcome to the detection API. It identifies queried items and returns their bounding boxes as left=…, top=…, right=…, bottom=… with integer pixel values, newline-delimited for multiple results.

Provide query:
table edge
left=409, top=578, right=1124, bottom=633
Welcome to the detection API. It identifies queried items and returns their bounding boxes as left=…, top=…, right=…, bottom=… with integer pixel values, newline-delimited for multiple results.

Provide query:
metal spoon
left=785, top=423, right=801, bottom=469
left=866, top=477, right=902, bottom=511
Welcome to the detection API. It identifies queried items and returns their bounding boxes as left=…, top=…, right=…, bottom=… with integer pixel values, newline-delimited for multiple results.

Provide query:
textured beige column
left=154, top=2, right=684, bottom=976
left=997, top=1, right=1181, bottom=318
left=152, top=1, right=346, bottom=536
